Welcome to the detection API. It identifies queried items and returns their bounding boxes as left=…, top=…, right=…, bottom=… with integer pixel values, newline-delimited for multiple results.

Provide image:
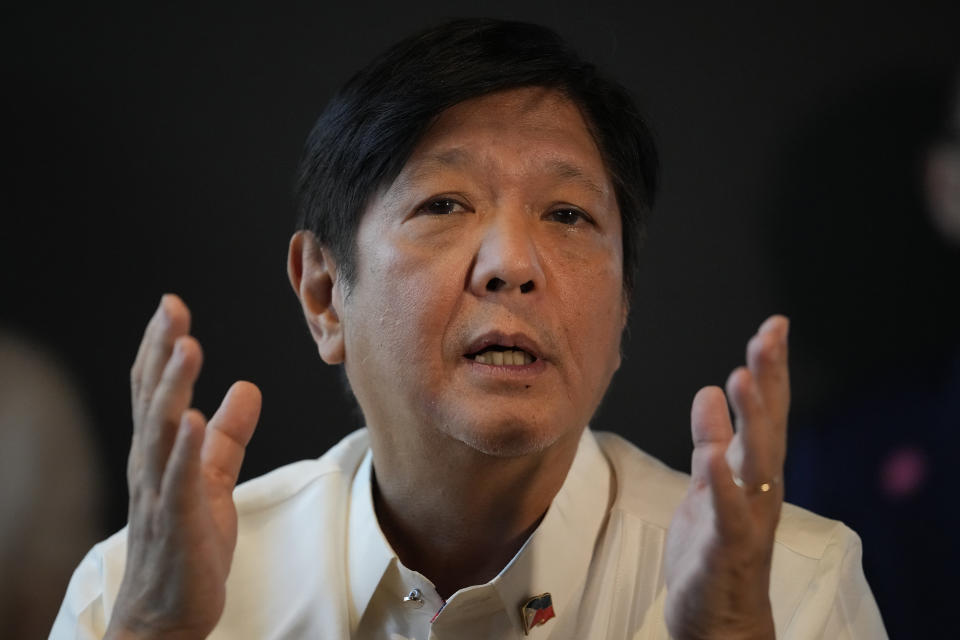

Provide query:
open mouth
left=466, top=345, right=537, bottom=366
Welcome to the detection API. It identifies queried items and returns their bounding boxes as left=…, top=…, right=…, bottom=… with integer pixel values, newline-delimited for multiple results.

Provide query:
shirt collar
left=346, top=447, right=395, bottom=630
left=346, top=427, right=613, bottom=634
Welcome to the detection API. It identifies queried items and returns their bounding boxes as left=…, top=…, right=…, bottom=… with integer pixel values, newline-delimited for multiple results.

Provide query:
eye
left=546, top=207, right=593, bottom=226
left=417, top=197, right=467, bottom=216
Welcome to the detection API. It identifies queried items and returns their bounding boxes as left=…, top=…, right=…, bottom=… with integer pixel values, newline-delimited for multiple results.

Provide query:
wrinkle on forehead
left=394, top=147, right=611, bottom=199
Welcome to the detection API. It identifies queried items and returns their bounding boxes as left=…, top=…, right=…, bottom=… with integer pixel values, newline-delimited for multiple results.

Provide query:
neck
left=368, top=426, right=582, bottom=598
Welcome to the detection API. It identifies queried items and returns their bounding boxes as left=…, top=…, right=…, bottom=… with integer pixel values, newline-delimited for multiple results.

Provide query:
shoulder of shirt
left=231, top=427, right=370, bottom=517
left=67, top=429, right=372, bottom=616
left=592, top=430, right=858, bottom=562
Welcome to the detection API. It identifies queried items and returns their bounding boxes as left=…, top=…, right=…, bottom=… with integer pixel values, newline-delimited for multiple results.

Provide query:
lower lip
left=462, top=356, right=548, bottom=378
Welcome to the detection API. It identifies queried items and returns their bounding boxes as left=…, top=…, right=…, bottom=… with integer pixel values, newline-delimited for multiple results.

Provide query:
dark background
left=5, top=1, right=959, bottom=635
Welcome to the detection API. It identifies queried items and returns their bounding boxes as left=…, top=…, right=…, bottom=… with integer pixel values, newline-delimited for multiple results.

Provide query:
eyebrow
left=402, top=147, right=610, bottom=198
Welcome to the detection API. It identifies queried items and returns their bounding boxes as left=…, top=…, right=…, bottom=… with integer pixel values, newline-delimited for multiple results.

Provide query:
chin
left=440, top=413, right=571, bottom=458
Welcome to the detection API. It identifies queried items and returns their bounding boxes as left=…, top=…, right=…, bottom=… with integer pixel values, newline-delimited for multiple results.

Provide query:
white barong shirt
left=51, top=428, right=886, bottom=639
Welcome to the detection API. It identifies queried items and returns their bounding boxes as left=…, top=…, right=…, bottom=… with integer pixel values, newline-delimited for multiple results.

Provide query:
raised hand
left=664, top=316, right=790, bottom=640
left=106, top=295, right=262, bottom=640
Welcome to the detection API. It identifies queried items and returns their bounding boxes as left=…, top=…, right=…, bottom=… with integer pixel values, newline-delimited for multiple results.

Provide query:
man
left=52, top=19, right=885, bottom=639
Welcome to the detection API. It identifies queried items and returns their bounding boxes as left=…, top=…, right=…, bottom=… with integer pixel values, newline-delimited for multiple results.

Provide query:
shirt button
left=403, top=588, right=425, bottom=608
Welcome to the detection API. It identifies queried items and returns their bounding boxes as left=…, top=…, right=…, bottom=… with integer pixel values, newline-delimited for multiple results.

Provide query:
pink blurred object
left=879, top=446, right=929, bottom=500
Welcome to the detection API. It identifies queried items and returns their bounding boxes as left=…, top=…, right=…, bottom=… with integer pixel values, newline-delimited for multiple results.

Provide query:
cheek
left=356, top=236, right=461, bottom=363
left=553, top=244, right=625, bottom=376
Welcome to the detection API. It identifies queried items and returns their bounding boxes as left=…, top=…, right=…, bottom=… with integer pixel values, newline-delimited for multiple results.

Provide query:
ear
left=287, top=230, right=345, bottom=364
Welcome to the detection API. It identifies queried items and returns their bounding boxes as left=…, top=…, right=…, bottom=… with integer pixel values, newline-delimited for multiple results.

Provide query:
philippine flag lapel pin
left=520, top=593, right=555, bottom=635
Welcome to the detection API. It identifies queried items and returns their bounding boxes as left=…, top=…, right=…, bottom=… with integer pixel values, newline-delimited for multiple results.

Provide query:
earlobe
left=287, top=230, right=345, bottom=364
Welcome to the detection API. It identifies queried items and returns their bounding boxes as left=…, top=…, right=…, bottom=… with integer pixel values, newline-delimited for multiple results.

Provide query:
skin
left=106, top=87, right=790, bottom=639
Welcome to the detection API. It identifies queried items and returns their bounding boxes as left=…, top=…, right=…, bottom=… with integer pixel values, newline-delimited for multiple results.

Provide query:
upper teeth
left=474, top=349, right=533, bottom=366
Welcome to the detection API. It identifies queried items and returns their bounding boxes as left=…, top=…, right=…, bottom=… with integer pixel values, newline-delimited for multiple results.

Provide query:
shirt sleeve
left=785, top=525, right=888, bottom=639
left=49, top=544, right=109, bottom=640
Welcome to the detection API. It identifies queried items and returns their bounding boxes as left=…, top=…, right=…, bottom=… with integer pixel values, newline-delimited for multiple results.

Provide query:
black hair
left=296, top=18, right=658, bottom=295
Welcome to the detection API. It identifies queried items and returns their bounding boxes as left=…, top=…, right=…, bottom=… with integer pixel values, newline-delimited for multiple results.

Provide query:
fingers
left=128, top=295, right=261, bottom=501
left=131, top=295, right=192, bottom=430
left=706, top=444, right=749, bottom=536
left=724, top=367, right=772, bottom=486
left=689, top=386, right=733, bottom=485
left=141, top=335, right=204, bottom=491
left=202, top=381, right=263, bottom=489
left=161, top=409, right=206, bottom=513
left=690, top=386, right=734, bottom=447
left=725, top=315, right=790, bottom=488
left=746, top=315, right=790, bottom=430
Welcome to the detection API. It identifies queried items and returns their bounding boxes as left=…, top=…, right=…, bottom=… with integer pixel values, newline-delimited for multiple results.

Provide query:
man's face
left=338, top=87, right=626, bottom=457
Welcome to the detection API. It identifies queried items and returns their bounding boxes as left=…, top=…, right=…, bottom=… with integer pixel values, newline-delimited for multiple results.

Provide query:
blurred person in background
left=0, top=332, right=105, bottom=639
left=774, top=66, right=960, bottom=637
left=927, top=71, right=960, bottom=246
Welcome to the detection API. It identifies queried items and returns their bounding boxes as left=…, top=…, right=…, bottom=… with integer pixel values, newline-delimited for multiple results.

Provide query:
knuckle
left=750, top=335, right=777, bottom=366
left=128, top=478, right=154, bottom=516
left=126, top=447, right=140, bottom=475
left=205, top=464, right=234, bottom=490
left=162, top=412, right=181, bottom=435
left=172, top=337, right=204, bottom=375
left=131, top=392, right=142, bottom=420
left=128, top=478, right=145, bottom=504
left=726, top=367, right=750, bottom=396
left=758, top=347, right=777, bottom=368
left=147, top=504, right=166, bottom=533
left=179, top=335, right=202, bottom=358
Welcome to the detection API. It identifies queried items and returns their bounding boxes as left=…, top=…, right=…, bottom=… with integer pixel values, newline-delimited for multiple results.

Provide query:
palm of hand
left=120, top=467, right=233, bottom=636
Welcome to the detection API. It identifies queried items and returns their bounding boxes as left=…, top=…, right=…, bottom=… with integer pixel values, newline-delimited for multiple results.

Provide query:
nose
left=468, top=213, right=545, bottom=297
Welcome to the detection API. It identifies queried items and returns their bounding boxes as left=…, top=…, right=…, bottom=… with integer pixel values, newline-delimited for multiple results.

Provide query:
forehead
left=392, top=87, right=614, bottom=196
left=425, top=86, right=590, bottom=138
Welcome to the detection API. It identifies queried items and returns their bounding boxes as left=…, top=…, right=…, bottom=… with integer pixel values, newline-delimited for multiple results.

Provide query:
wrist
left=667, top=601, right=775, bottom=640
left=104, top=616, right=208, bottom=640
